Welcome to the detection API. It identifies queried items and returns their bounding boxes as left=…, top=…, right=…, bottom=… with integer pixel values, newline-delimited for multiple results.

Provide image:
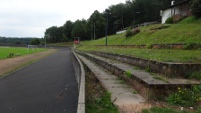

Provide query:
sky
left=0, top=0, right=126, bottom=38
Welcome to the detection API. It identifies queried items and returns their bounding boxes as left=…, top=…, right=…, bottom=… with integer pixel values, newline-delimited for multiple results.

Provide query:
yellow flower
left=178, top=87, right=181, bottom=90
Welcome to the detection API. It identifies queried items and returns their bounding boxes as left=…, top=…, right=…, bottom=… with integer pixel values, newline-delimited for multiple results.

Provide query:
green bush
left=166, top=86, right=201, bottom=107
left=125, top=27, right=140, bottom=38
left=125, top=27, right=133, bottom=37
left=165, top=16, right=174, bottom=24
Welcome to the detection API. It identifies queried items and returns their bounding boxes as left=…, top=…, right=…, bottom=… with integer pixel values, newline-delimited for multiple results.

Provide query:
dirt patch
left=0, top=49, right=57, bottom=77
left=118, top=103, right=152, bottom=113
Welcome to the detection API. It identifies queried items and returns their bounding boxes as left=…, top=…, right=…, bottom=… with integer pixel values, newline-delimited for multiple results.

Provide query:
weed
left=145, top=67, right=151, bottom=72
left=190, top=71, right=201, bottom=80
left=153, top=75, right=169, bottom=83
left=86, top=72, right=119, bottom=113
left=185, top=71, right=201, bottom=80
left=124, top=70, right=132, bottom=78
left=7, top=53, right=14, bottom=58
left=166, top=85, right=201, bottom=107
left=145, top=43, right=152, bottom=49
left=132, top=90, right=137, bottom=94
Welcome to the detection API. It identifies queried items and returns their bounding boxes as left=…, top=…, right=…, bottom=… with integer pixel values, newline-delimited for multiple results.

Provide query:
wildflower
left=178, top=87, right=181, bottom=91
left=180, top=107, right=184, bottom=111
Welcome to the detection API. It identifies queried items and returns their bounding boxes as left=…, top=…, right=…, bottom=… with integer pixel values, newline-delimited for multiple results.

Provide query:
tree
left=191, top=0, right=201, bottom=18
left=71, top=20, right=88, bottom=40
left=45, top=26, right=63, bottom=43
left=30, top=39, right=40, bottom=45
left=87, top=10, right=106, bottom=39
left=63, top=20, right=74, bottom=41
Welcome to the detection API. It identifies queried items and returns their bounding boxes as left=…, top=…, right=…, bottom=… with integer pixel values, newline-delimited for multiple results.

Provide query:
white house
left=161, top=0, right=191, bottom=23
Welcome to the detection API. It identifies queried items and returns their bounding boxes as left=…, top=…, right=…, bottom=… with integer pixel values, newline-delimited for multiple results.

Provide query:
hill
left=83, top=17, right=201, bottom=46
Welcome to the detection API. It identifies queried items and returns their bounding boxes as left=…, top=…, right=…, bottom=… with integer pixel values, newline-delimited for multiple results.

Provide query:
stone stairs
left=76, top=50, right=201, bottom=112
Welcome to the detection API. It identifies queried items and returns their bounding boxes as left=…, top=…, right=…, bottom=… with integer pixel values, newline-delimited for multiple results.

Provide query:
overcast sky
left=0, top=0, right=126, bottom=38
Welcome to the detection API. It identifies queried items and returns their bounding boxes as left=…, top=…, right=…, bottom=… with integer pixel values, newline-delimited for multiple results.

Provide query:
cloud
left=0, top=0, right=125, bottom=37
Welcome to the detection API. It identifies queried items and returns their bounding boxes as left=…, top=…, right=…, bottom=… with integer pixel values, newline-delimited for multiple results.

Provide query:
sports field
left=0, top=46, right=47, bottom=60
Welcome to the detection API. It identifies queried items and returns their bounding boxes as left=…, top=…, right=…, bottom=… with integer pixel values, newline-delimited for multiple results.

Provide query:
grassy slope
left=83, top=17, right=201, bottom=45
left=78, top=17, right=201, bottom=63
left=78, top=46, right=201, bottom=63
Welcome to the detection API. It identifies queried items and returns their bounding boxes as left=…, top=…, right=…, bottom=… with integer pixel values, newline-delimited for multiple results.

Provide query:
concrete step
left=76, top=54, right=151, bottom=113
left=76, top=51, right=200, bottom=100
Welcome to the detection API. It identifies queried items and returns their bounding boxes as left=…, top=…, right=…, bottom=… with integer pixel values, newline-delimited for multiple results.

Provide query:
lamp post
left=105, top=12, right=111, bottom=46
left=134, top=12, right=140, bottom=24
left=44, top=35, right=49, bottom=48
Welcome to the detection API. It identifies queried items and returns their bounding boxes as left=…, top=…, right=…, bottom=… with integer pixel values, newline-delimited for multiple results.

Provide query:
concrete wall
left=161, top=8, right=173, bottom=23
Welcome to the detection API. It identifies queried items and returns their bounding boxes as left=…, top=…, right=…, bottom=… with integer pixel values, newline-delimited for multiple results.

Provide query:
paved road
left=0, top=47, right=78, bottom=113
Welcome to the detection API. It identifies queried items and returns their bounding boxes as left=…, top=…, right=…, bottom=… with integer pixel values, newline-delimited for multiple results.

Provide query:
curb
left=72, top=50, right=85, bottom=113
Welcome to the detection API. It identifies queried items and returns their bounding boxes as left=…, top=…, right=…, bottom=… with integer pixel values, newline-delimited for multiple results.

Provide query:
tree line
left=44, top=0, right=194, bottom=43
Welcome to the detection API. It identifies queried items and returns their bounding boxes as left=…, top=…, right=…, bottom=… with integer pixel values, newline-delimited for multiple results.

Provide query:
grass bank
left=82, top=17, right=201, bottom=46
left=78, top=46, right=201, bottom=63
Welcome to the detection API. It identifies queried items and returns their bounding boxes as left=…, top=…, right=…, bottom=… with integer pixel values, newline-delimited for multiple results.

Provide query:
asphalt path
left=0, top=47, right=78, bottom=113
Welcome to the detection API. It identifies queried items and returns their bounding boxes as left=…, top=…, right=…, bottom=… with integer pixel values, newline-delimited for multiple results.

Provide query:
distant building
left=160, top=0, right=191, bottom=23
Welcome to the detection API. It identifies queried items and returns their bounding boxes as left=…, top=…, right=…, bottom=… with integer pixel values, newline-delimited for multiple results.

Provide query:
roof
left=161, top=0, right=191, bottom=10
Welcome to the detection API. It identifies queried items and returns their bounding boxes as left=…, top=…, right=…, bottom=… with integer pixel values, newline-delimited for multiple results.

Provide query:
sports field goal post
left=27, top=45, right=39, bottom=53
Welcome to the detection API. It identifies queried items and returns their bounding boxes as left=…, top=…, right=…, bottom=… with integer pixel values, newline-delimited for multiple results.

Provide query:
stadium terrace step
left=76, top=54, right=150, bottom=113
left=76, top=50, right=200, bottom=100
left=89, top=51, right=201, bottom=78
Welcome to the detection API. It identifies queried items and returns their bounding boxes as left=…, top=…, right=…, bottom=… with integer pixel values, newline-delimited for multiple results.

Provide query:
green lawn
left=78, top=46, right=201, bottom=63
left=0, top=46, right=47, bottom=60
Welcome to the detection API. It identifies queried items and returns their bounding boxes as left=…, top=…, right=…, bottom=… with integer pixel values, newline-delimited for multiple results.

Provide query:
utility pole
left=94, top=23, right=96, bottom=40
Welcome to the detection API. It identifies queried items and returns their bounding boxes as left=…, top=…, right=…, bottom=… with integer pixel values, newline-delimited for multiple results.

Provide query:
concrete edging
left=72, top=50, right=85, bottom=113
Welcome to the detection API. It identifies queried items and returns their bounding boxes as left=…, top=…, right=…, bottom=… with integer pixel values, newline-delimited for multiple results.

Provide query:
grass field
left=0, top=46, right=47, bottom=60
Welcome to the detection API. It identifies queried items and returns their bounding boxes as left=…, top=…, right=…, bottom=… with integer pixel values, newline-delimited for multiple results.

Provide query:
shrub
left=125, top=27, right=140, bottom=38
left=125, top=27, right=133, bottom=37
left=166, top=86, right=201, bottom=107
left=165, top=16, right=173, bottom=24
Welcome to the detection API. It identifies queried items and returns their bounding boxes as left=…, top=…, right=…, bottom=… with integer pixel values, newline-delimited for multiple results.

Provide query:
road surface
left=0, top=47, right=78, bottom=113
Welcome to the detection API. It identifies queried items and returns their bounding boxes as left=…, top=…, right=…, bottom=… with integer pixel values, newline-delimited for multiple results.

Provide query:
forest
left=44, top=0, right=188, bottom=43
